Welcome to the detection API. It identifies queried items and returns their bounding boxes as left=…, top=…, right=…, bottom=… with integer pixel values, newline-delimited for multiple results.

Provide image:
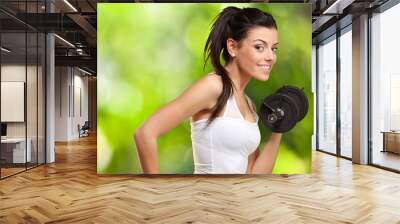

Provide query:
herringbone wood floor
left=1, top=135, right=400, bottom=224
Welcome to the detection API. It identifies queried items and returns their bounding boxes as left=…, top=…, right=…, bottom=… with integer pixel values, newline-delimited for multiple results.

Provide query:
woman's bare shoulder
left=193, top=72, right=223, bottom=97
left=178, top=72, right=222, bottom=111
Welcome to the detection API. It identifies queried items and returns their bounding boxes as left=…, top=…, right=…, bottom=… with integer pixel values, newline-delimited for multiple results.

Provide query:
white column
left=352, top=14, right=369, bottom=164
left=46, top=1, right=55, bottom=163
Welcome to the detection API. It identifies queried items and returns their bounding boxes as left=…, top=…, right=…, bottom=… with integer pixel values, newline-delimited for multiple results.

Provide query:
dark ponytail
left=203, top=6, right=277, bottom=127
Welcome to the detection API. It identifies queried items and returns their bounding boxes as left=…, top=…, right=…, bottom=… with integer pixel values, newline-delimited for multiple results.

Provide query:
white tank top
left=190, top=94, right=261, bottom=174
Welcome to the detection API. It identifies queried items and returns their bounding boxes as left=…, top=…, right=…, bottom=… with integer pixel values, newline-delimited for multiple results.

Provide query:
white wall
left=1, top=65, right=25, bottom=129
left=1, top=63, right=46, bottom=164
left=55, top=66, right=69, bottom=141
left=1, top=65, right=39, bottom=137
left=72, top=72, right=89, bottom=138
left=55, top=67, right=89, bottom=141
left=1, top=65, right=26, bottom=81
left=1, top=82, right=25, bottom=122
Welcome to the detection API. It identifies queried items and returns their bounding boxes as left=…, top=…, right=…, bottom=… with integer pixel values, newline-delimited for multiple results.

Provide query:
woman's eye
left=272, top=47, right=278, bottom=52
left=255, top=45, right=264, bottom=51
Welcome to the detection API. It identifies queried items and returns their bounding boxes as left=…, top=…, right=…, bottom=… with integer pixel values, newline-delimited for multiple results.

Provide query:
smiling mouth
left=259, top=65, right=271, bottom=72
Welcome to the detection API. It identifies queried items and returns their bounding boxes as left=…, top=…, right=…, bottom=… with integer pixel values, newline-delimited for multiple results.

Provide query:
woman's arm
left=246, top=149, right=259, bottom=174
left=134, top=74, right=223, bottom=174
left=247, top=133, right=282, bottom=174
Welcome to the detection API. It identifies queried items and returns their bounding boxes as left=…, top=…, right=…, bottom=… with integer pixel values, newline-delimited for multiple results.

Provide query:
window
left=371, top=2, right=400, bottom=171
left=339, top=27, right=352, bottom=158
left=317, top=35, right=337, bottom=155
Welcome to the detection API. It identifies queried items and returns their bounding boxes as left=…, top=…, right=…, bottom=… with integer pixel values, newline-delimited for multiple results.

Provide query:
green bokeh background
left=98, top=3, right=312, bottom=174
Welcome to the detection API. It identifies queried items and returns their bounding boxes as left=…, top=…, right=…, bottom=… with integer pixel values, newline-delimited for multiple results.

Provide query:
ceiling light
left=78, top=67, right=92, bottom=76
left=54, top=34, right=75, bottom=48
left=63, top=0, right=78, bottom=12
left=322, top=0, right=354, bottom=15
left=1, top=47, right=11, bottom=53
left=323, top=1, right=341, bottom=14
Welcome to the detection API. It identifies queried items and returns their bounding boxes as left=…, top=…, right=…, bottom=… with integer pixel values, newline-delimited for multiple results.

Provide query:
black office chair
left=79, top=121, right=90, bottom=138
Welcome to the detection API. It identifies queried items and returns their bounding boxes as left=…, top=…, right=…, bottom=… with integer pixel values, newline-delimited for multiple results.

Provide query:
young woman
left=134, top=6, right=282, bottom=174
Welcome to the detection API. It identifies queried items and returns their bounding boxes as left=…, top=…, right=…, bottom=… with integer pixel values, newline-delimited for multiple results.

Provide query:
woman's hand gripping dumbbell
left=260, top=85, right=309, bottom=133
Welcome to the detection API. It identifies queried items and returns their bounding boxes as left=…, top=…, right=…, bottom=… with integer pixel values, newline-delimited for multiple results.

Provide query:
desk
left=381, top=131, right=400, bottom=154
left=1, top=138, right=31, bottom=163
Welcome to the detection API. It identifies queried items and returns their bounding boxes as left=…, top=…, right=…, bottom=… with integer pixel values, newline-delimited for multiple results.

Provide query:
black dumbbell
left=260, top=85, right=309, bottom=133
left=277, top=86, right=309, bottom=121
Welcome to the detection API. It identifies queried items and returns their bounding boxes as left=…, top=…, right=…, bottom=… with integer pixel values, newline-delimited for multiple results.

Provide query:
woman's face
left=229, top=26, right=278, bottom=81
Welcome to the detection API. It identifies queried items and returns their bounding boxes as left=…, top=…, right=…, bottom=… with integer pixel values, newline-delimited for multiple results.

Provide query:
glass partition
left=0, top=1, right=46, bottom=179
left=1, top=30, right=28, bottom=177
left=38, top=32, right=45, bottom=165
left=27, top=30, right=38, bottom=169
